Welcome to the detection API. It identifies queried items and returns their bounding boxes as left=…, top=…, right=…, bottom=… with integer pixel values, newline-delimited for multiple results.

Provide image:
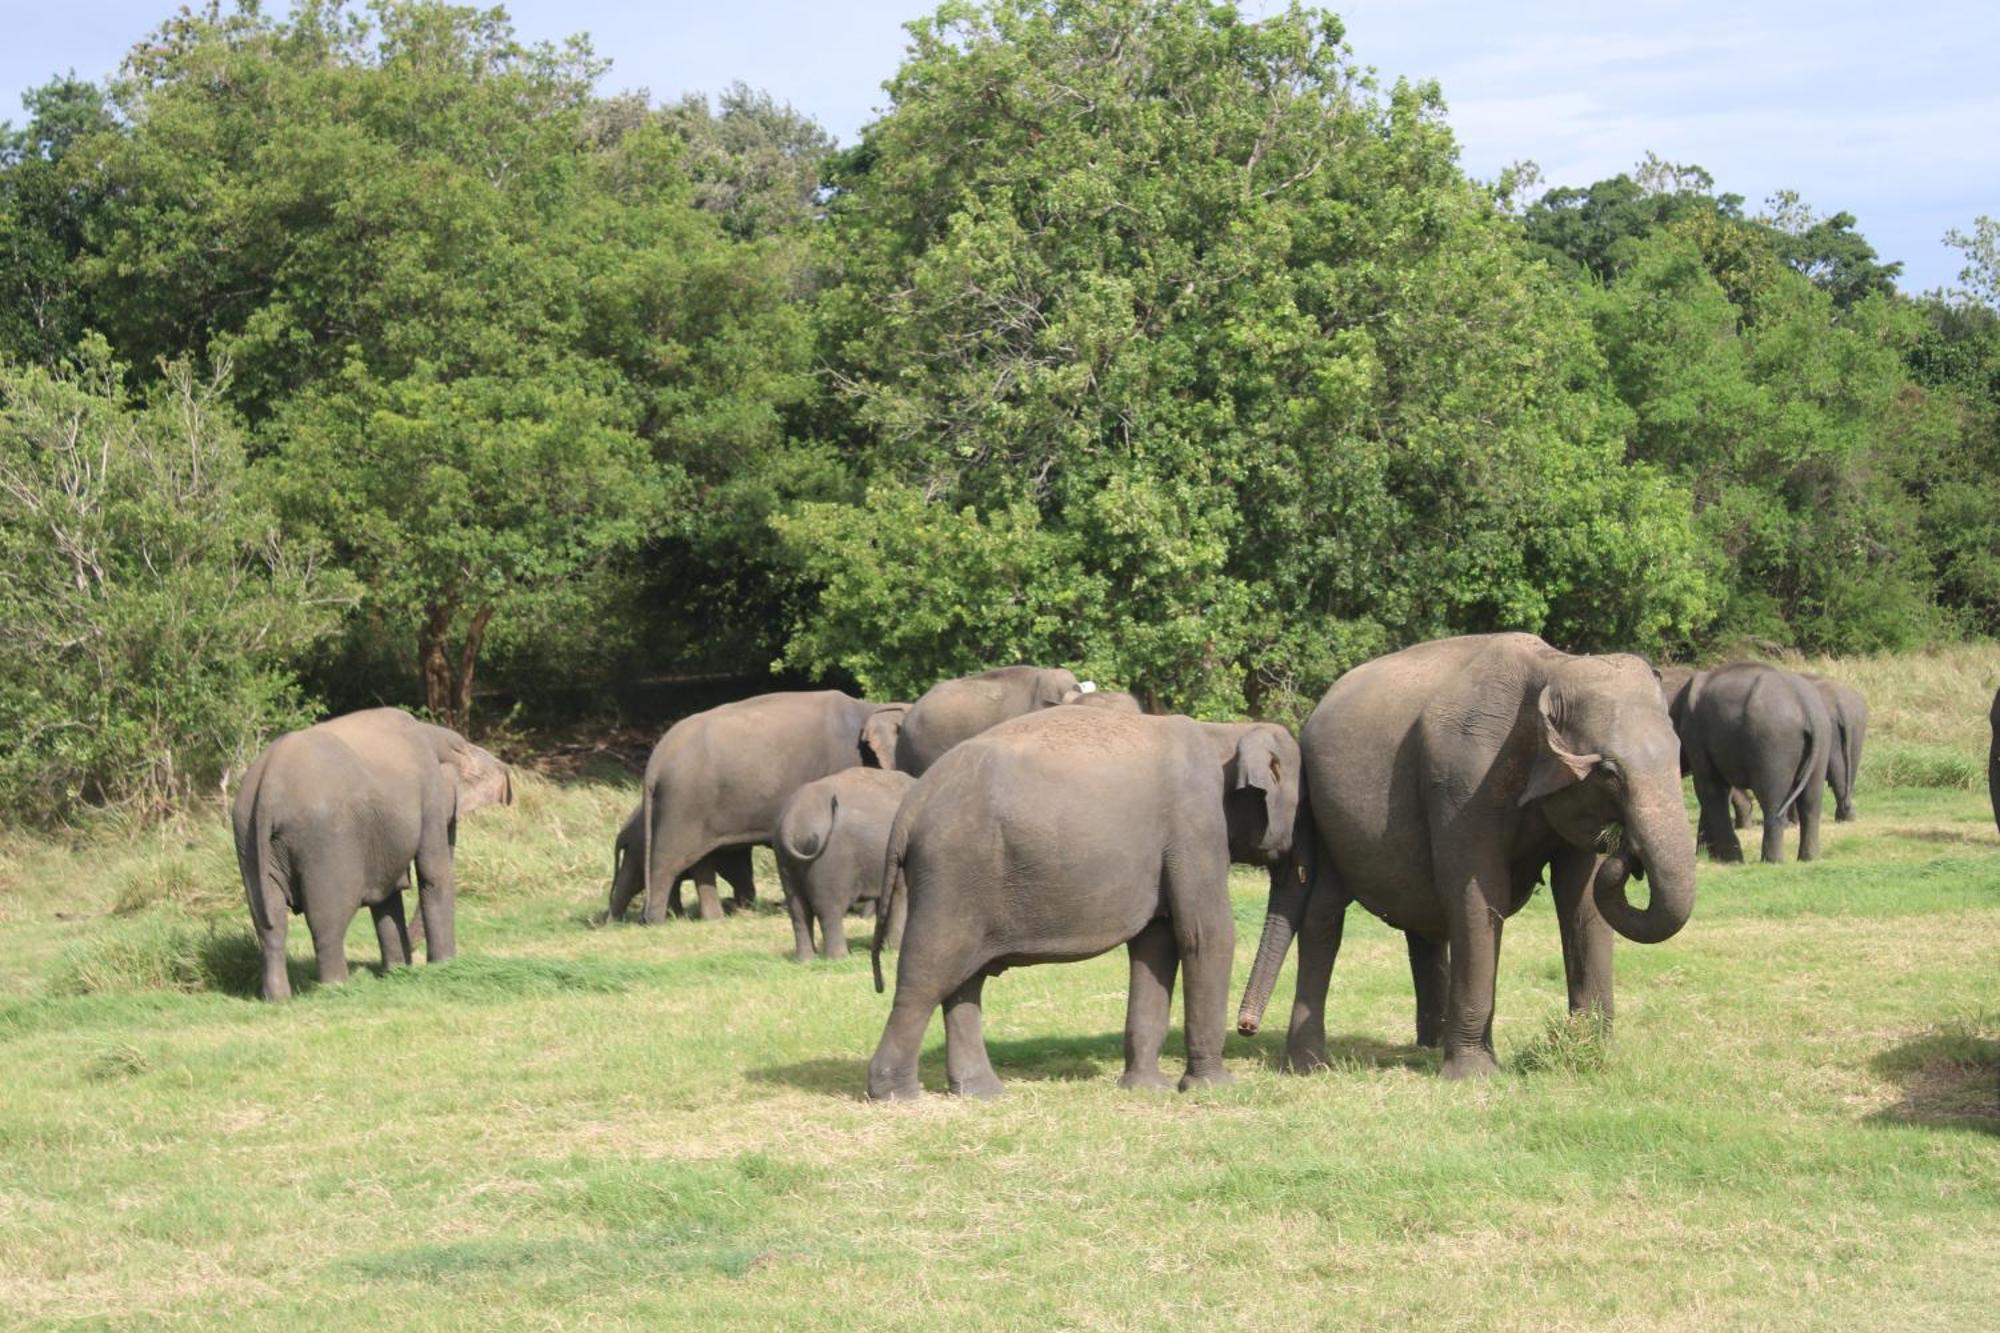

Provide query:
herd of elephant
left=233, top=634, right=1985, bottom=1095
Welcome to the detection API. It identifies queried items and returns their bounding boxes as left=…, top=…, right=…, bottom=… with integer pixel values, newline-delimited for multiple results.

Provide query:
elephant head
left=416, top=722, right=514, bottom=817
left=1219, top=722, right=1303, bottom=867
left=1032, top=667, right=1082, bottom=709
left=1518, top=655, right=1696, bottom=945
left=861, top=704, right=910, bottom=770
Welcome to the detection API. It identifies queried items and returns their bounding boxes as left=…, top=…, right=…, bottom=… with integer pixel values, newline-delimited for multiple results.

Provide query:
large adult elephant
left=867, top=708, right=1301, bottom=1100
left=1680, top=662, right=1831, bottom=863
left=774, top=767, right=916, bottom=961
left=232, top=708, right=513, bottom=1001
left=893, top=665, right=1080, bottom=775
left=1236, top=634, right=1696, bottom=1080
left=617, top=692, right=907, bottom=924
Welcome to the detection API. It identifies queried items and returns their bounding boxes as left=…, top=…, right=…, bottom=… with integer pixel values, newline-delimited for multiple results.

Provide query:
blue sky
left=4, top=1, right=1993, bottom=291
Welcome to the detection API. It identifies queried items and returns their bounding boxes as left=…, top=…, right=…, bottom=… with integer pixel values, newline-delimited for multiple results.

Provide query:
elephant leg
left=942, top=973, right=1003, bottom=1098
left=780, top=873, right=816, bottom=962
left=1549, top=849, right=1615, bottom=1025
left=1166, top=854, right=1236, bottom=1091
left=1407, top=932, right=1449, bottom=1048
left=856, top=900, right=877, bottom=920
left=1794, top=774, right=1825, bottom=862
left=1119, top=917, right=1179, bottom=1091
left=1283, top=877, right=1347, bottom=1073
left=867, top=984, right=942, bottom=1102
left=691, top=863, right=725, bottom=923
left=816, top=896, right=850, bottom=961
left=414, top=834, right=458, bottom=964
left=257, top=908, right=292, bottom=1002
left=371, top=892, right=412, bottom=971
left=717, top=846, right=756, bottom=910
left=1692, top=770, right=1743, bottom=863
left=304, top=899, right=353, bottom=986
left=1757, top=795, right=1790, bottom=864
left=1730, top=788, right=1755, bottom=830
left=1436, top=850, right=1507, bottom=1080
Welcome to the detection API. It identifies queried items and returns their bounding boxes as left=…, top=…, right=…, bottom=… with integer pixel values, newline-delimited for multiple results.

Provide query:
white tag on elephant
left=1078, top=681, right=1097, bottom=693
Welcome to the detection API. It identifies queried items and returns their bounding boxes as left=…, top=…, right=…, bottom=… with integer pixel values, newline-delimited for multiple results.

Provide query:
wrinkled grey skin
left=615, top=692, right=907, bottom=925
left=1991, top=688, right=2000, bottom=836
left=1237, top=635, right=1697, bottom=1081
left=1679, top=663, right=1831, bottom=863
left=1063, top=687, right=1144, bottom=713
left=1705, top=675, right=1868, bottom=829
left=867, top=709, right=1300, bottom=1100
left=608, top=807, right=755, bottom=919
left=774, top=767, right=916, bottom=961
left=232, top=708, right=512, bottom=1001
left=893, top=665, right=1080, bottom=776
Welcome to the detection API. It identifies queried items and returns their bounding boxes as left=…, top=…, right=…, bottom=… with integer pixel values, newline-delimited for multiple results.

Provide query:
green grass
left=2, top=675, right=1998, bottom=1327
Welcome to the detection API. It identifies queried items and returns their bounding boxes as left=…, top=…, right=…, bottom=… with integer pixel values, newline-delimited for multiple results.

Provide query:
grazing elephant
left=867, top=708, right=1301, bottom=1100
left=774, top=768, right=916, bottom=961
left=893, top=665, right=1081, bottom=775
left=607, top=807, right=755, bottom=919
left=1236, top=634, right=1697, bottom=1080
left=232, top=708, right=513, bottom=1001
left=1680, top=663, right=1831, bottom=863
left=618, top=692, right=906, bottom=925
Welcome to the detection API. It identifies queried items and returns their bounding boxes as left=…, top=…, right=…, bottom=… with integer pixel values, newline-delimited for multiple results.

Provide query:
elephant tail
left=241, top=789, right=288, bottom=934
left=777, top=788, right=838, bottom=866
left=871, top=796, right=916, bottom=994
left=1774, top=683, right=1825, bottom=821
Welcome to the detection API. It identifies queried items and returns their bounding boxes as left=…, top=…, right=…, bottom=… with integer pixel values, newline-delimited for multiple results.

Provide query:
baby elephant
left=606, top=807, right=756, bottom=921
left=232, top=708, right=512, bottom=1001
left=773, top=768, right=916, bottom=961
left=867, top=707, right=1301, bottom=1100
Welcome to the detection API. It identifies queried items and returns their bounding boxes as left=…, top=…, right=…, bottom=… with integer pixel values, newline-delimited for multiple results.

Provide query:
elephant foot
left=1440, top=1048, right=1499, bottom=1080
left=1280, top=1044, right=1329, bottom=1074
left=1178, top=1068, right=1236, bottom=1092
left=947, top=1070, right=1005, bottom=1099
left=1117, top=1067, right=1175, bottom=1093
left=866, top=1077, right=923, bottom=1102
left=1836, top=806, right=1856, bottom=823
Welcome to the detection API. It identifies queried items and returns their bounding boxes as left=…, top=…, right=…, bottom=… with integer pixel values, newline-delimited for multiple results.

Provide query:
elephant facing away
left=607, top=807, right=755, bottom=920
left=232, top=708, right=513, bottom=1001
left=1238, top=634, right=1697, bottom=1080
left=867, top=708, right=1301, bottom=1100
left=893, top=665, right=1080, bottom=775
left=1807, top=675, right=1868, bottom=823
left=1680, top=663, right=1831, bottom=863
left=618, top=691, right=907, bottom=925
left=774, top=767, right=915, bottom=961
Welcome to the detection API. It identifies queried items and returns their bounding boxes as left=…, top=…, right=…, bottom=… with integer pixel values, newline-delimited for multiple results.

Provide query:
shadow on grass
left=1866, top=1022, right=2000, bottom=1135
left=751, top=1030, right=1136, bottom=1099
left=1233, top=1029, right=1437, bottom=1074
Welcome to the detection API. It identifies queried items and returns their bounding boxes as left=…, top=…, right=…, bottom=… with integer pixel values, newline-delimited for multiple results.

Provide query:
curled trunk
left=1593, top=785, right=1697, bottom=945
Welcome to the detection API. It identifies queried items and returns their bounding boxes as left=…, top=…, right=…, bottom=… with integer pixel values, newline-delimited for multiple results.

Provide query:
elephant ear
left=1229, top=725, right=1287, bottom=841
left=1519, top=686, right=1602, bottom=807
left=860, top=705, right=908, bottom=770
left=418, top=724, right=512, bottom=816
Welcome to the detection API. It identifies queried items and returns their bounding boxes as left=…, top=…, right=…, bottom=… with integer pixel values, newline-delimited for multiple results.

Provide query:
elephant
left=1706, top=675, right=1867, bottom=829
left=232, top=707, right=513, bottom=1001
left=615, top=691, right=907, bottom=925
left=866, top=708, right=1301, bottom=1100
left=893, top=665, right=1081, bottom=775
left=607, top=806, right=756, bottom=919
left=1236, top=634, right=1697, bottom=1081
left=1678, top=662, right=1832, bottom=863
left=773, top=767, right=916, bottom=961
left=1991, top=687, right=2000, bottom=836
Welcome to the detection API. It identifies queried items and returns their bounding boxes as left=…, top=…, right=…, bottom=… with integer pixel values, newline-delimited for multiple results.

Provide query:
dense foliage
left=1, top=0, right=1995, bottom=818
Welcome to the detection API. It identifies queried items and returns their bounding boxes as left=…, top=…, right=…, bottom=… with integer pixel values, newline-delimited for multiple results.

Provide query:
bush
left=0, top=343, right=350, bottom=823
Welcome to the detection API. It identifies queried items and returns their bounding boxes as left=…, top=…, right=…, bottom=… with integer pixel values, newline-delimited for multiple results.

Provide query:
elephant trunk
left=1236, top=859, right=1308, bottom=1035
left=1594, top=783, right=1696, bottom=945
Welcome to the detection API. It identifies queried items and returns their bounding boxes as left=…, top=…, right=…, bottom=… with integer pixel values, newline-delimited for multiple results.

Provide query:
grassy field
left=2, top=651, right=1998, bottom=1329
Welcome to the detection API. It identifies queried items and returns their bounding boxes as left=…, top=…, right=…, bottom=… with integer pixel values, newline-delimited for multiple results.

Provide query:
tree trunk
left=418, top=601, right=494, bottom=731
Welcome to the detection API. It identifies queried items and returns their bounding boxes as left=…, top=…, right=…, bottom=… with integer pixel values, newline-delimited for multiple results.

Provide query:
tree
left=785, top=0, right=1712, bottom=715
left=0, top=75, right=117, bottom=367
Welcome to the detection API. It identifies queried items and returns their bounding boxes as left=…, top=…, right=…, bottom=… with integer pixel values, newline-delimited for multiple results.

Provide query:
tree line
left=2, top=0, right=1995, bottom=822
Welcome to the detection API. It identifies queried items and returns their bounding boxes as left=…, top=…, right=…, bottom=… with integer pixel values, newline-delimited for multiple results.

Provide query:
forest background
left=3, top=0, right=1997, bottom=824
